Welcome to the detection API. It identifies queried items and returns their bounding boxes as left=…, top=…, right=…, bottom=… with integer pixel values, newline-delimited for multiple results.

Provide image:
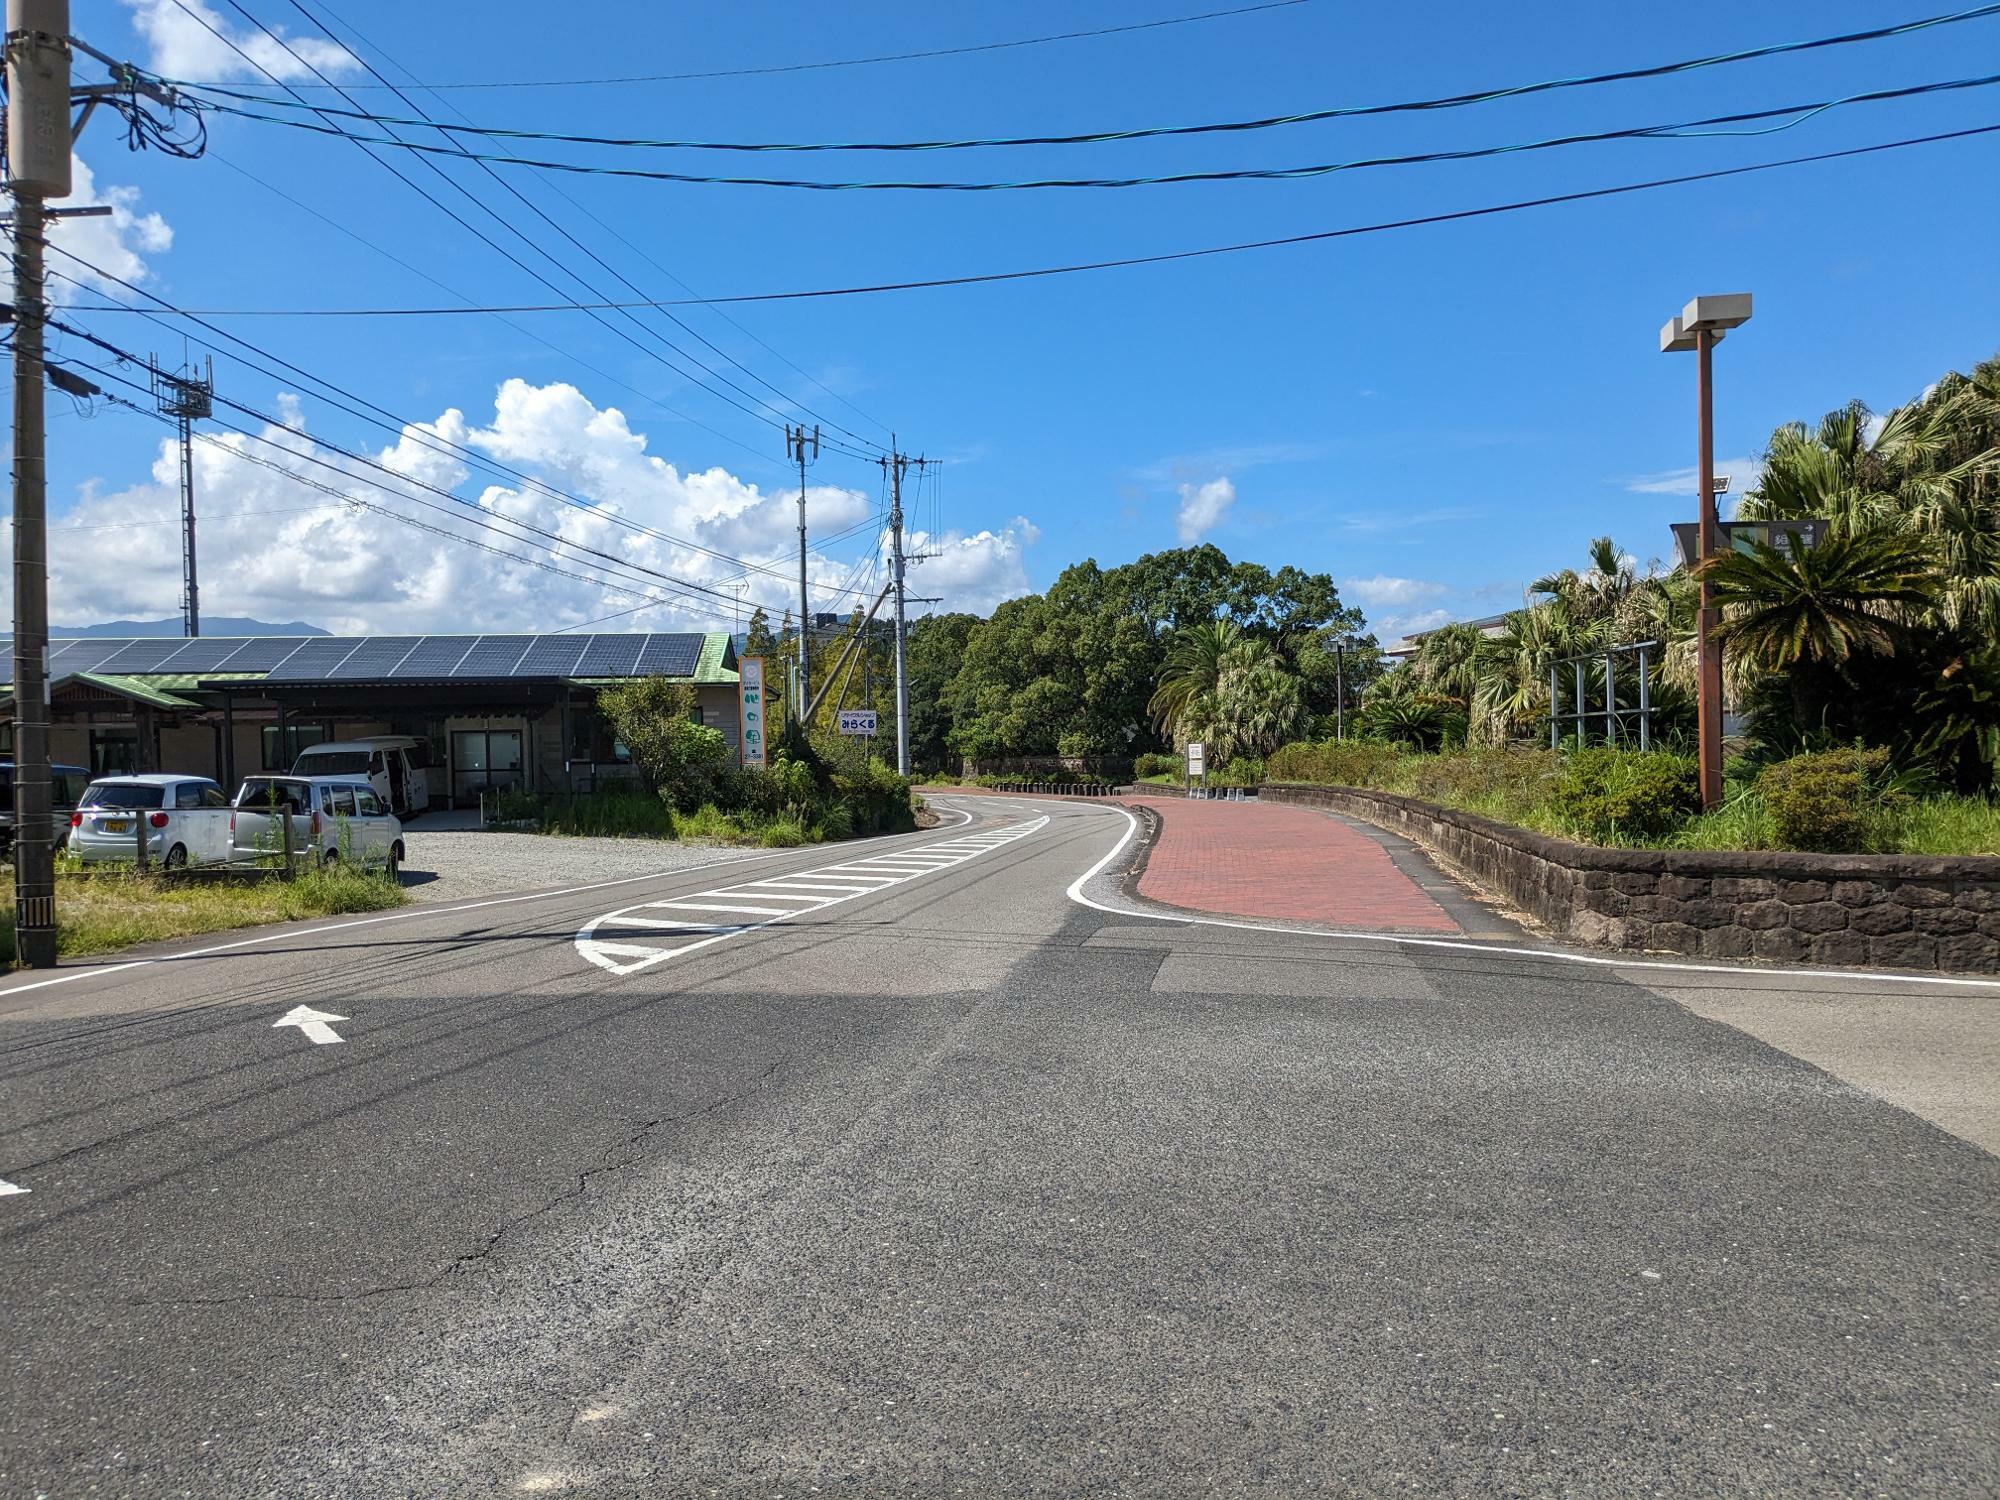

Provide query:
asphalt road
left=1, top=796, right=1995, bottom=1497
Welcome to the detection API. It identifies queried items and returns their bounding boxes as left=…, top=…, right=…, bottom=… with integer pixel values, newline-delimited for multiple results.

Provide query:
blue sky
left=27, top=0, right=2000, bottom=639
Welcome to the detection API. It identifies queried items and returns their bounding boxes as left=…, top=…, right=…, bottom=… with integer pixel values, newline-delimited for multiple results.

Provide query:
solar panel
left=389, top=636, right=478, bottom=679
left=94, top=639, right=198, bottom=673
left=326, top=636, right=422, bottom=679
left=213, top=638, right=317, bottom=672
left=259, top=638, right=362, bottom=681
left=512, top=636, right=588, bottom=678
left=573, top=634, right=644, bottom=677
left=151, top=638, right=248, bottom=673
left=453, top=635, right=535, bottom=677
left=635, top=633, right=703, bottom=677
left=45, top=638, right=141, bottom=675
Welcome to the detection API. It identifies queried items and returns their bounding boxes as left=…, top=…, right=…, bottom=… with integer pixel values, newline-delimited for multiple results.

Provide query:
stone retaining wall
left=1261, top=782, right=2000, bottom=974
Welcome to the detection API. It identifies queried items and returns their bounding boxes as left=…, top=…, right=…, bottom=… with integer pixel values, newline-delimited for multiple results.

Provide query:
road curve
left=1, top=794, right=1994, bottom=1497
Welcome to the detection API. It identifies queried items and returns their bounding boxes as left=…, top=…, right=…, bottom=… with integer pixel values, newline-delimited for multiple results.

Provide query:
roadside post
left=280, top=801, right=295, bottom=879
left=1186, top=741, right=1206, bottom=799
left=133, top=815, right=148, bottom=873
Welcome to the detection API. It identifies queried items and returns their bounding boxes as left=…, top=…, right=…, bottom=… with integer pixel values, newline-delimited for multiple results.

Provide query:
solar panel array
left=0, top=633, right=715, bottom=685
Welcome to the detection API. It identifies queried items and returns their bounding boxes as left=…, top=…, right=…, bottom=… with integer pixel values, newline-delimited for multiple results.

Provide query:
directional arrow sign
left=0, top=1178, right=28, bottom=1198
left=273, top=1005, right=347, bottom=1045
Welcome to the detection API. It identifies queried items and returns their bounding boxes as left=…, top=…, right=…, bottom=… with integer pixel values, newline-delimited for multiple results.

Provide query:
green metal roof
left=694, top=632, right=739, bottom=685
left=0, top=672, right=204, bottom=710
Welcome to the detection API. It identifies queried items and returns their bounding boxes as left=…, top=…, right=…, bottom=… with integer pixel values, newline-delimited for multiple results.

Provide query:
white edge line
left=0, top=804, right=982, bottom=1003
left=1062, top=803, right=2000, bottom=993
left=577, top=814, right=1047, bottom=973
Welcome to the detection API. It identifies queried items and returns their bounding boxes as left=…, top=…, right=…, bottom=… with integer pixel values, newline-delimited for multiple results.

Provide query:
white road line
left=737, top=881, right=879, bottom=896
left=0, top=803, right=980, bottom=1005
left=0, top=1177, right=28, bottom=1198
left=650, top=900, right=826, bottom=917
left=591, top=915, right=737, bottom=932
left=1062, top=802, right=2000, bottom=993
left=577, top=815, right=1049, bottom=976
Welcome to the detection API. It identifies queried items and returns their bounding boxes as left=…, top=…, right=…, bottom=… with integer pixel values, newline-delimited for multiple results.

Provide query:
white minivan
left=290, top=736, right=432, bottom=818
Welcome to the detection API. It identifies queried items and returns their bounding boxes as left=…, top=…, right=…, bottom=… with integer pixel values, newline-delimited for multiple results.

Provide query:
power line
left=212, top=0, right=880, bottom=462
left=177, top=0, right=1312, bottom=91
left=34, top=238, right=885, bottom=602
left=59, top=121, right=2000, bottom=313
left=169, top=0, right=877, bottom=468
left=181, top=73, right=2000, bottom=190
left=172, top=3, right=2000, bottom=153
left=302, top=0, right=891, bottom=446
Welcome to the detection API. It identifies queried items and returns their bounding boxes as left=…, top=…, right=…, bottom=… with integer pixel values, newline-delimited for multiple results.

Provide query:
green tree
left=597, top=678, right=729, bottom=809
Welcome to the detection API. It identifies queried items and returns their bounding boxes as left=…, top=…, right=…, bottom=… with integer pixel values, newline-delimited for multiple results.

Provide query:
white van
left=290, top=736, right=432, bottom=818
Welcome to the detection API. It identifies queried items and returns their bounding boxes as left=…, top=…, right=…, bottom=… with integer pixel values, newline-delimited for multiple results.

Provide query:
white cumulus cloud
left=1375, top=607, right=1456, bottom=639
left=121, top=0, right=358, bottom=81
left=1175, top=476, right=1235, bottom=543
left=7, top=156, right=174, bottom=305
left=16, top=380, right=1035, bottom=635
left=1342, top=575, right=1447, bottom=608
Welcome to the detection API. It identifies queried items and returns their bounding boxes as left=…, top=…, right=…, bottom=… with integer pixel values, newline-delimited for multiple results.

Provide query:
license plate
left=101, top=820, right=129, bottom=833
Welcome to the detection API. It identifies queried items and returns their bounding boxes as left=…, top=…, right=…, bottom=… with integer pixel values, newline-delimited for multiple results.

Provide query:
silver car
left=230, top=774, right=405, bottom=874
left=69, top=775, right=232, bottom=868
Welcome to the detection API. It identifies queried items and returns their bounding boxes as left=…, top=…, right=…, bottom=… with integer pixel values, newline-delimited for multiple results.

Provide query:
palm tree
left=1149, top=619, right=1239, bottom=738
left=1703, top=530, right=1935, bottom=670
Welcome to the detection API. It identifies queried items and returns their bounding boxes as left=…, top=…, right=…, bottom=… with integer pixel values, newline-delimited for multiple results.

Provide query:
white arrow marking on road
left=273, top=1004, right=347, bottom=1045
left=0, top=1177, right=28, bottom=1197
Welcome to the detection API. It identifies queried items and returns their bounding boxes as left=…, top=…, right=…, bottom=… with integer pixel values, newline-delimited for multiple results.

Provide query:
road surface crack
left=104, top=1055, right=789, bottom=1309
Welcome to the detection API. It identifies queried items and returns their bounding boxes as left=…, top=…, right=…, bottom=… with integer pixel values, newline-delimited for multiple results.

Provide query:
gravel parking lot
left=399, top=828, right=770, bottom=905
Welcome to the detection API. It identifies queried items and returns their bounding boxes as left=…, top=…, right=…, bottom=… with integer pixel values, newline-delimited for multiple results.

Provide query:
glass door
left=451, top=729, right=526, bottom=804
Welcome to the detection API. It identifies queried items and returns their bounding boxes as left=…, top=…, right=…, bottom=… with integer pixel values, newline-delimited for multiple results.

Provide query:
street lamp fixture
left=1659, top=292, right=1751, bottom=812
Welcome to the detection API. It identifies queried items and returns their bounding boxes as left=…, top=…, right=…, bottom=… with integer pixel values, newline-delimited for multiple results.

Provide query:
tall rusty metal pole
left=1695, top=326, right=1724, bottom=811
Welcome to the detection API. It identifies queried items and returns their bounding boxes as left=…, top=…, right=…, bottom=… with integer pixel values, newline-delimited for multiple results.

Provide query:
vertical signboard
left=739, top=655, right=767, bottom=768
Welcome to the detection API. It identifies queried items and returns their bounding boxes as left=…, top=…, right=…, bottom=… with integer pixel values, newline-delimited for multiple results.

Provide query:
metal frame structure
left=1549, top=640, right=1662, bottom=751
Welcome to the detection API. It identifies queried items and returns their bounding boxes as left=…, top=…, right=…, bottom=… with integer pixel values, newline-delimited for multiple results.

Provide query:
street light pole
left=1661, top=293, right=1751, bottom=812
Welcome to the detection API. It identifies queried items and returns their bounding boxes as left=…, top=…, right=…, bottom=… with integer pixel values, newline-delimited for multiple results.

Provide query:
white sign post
left=739, top=655, right=768, bottom=769
left=837, top=709, right=879, bottom=737
left=1185, top=740, right=1206, bottom=798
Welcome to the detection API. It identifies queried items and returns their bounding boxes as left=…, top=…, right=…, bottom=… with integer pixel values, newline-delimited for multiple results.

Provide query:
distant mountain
left=52, top=617, right=330, bottom=638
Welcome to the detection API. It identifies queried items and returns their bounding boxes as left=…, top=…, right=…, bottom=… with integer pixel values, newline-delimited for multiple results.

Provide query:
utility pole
left=7, top=0, right=71, bottom=969
left=785, top=423, right=818, bottom=723
left=152, top=356, right=212, bottom=637
left=878, top=440, right=929, bottom=777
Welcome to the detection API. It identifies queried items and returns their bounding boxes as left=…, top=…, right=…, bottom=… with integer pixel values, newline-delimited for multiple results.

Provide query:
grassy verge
left=1264, top=742, right=2000, bottom=855
left=0, top=863, right=406, bottom=966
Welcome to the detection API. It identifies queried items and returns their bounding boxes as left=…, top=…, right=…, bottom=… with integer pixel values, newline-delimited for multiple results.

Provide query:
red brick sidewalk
left=1127, top=795, right=1460, bottom=933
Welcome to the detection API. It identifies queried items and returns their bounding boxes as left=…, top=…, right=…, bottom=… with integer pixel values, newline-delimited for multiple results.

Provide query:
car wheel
left=320, top=850, right=339, bottom=870
left=387, top=842, right=404, bottom=880
left=164, top=843, right=188, bottom=870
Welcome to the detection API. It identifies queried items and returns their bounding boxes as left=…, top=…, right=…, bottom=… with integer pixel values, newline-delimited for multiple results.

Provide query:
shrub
left=758, top=817, right=809, bottom=848
left=1550, top=748, right=1702, bottom=843
left=1133, top=751, right=1180, bottom=779
left=1267, top=738, right=1404, bottom=787
left=597, top=677, right=731, bottom=809
left=1756, top=746, right=1903, bottom=852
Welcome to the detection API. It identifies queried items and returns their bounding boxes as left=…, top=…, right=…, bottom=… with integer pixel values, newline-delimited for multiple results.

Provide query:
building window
left=261, top=720, right=333, bottom=770
left=0, top=721, right=12, bottom=757
left=566, top=707, right=630, bottom=764
left=90, top=728, right=139, bottom=778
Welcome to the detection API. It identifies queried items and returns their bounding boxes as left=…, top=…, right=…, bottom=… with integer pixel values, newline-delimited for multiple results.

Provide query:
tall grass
left=0, top=865, right=405, bottom=965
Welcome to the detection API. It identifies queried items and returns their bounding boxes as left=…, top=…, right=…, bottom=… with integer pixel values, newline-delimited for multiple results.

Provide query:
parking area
left=397, top=827, right=769, bottom=905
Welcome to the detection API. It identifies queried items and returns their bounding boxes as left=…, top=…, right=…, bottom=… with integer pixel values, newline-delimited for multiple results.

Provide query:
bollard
left=134, top=813, right=149, bottom=873
left=280, top=802, right=296, bottom=879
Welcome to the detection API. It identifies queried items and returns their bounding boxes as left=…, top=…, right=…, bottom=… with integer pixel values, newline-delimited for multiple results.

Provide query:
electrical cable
left=61, top=347, right=757, bottom=619
left=184, top=72, right=2000, bottom=190
left=69, top=121, right=1994, bottom=313
left=295, top=0, right=892, bottom=449
left=32, top=240, right=886, bottom=601
left=205, top=1, right=878, bottom=463
left=170, top=2, right=2000, bottom=153
left=171, top=0, right=1312, bottom=91
left=169, top=0, right=876, bottom=469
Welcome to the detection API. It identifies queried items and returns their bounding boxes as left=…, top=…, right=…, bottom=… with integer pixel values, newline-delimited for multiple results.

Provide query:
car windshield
left=80, top=784, right=166, bottom=810
left=295, top=751, right=372, bottom=774
left=236, top=779, right=308, bottom=813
